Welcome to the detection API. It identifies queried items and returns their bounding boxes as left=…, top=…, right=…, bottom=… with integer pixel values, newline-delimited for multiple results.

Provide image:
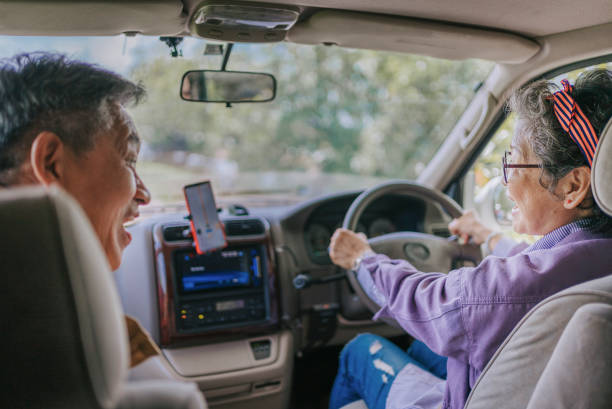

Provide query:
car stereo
left=173, top=244, right=270, bottom=333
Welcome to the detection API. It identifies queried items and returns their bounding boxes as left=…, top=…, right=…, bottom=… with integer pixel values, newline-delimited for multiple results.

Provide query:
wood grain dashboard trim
left=153, top=218, right=280, bottom=347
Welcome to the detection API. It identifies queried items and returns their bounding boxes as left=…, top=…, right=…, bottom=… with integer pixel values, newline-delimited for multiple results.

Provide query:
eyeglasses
left=501, top=151, right=542, bottom=185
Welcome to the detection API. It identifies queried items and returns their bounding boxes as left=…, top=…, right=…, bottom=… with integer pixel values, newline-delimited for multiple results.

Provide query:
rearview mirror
left=493, top=181, right=513, bottom=226
left=474, top=176, right=513, bottom=229
left=180, top=70, right=276, bottom=103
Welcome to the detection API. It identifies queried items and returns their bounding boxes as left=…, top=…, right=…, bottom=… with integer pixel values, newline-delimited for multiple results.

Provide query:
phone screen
left=183, top=181, right=227, bottom=254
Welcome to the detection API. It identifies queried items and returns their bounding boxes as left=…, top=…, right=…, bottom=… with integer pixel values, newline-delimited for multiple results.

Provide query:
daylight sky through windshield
left=0, top=36, right=493, bottom=210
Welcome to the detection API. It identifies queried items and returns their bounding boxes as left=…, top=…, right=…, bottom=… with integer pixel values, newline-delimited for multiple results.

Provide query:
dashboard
left=303, top=194, right=428, bottom=264
left=114, top=189, right=454, bottom=408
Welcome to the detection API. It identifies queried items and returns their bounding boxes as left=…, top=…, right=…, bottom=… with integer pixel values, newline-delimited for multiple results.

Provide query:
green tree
left=127, top=42, right=493, bottom=179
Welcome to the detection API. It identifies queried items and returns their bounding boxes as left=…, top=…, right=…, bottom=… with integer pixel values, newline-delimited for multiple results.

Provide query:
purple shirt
left=360, top=225, right=612, bottom=409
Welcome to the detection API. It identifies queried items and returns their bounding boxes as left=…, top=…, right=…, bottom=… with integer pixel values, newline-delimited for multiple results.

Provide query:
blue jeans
left=329, top=334, right=447, bottom=409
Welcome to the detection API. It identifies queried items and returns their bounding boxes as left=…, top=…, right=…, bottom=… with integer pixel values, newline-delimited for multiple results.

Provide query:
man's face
left=61, top=105, right=150, bottom=270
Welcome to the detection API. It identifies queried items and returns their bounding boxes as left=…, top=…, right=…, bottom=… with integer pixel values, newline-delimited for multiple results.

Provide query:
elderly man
left=0, top=52, right=159, bottom=368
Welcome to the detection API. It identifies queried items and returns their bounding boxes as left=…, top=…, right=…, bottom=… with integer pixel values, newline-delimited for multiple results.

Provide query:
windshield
left=0, top=36, right=493, bottom=212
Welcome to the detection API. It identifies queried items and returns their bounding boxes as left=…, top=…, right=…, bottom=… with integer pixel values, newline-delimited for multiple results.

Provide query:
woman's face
left=506, top=124, right=569, bottom=235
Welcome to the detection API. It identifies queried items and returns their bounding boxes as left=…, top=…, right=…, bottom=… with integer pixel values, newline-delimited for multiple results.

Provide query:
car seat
left=0, top=185, right=206, bottom=409
left=341, top=116, right=612, bottom=409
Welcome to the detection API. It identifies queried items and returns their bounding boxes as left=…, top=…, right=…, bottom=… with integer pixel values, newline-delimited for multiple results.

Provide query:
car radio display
left=174, top=247, right=263, bottom=293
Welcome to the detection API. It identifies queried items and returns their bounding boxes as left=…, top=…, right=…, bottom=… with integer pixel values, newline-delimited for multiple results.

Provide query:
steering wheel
left=341, top=180, right=482, bottom=315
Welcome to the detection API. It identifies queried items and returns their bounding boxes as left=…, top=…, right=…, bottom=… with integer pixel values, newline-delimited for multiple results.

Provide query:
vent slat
left=432, top=228, right=451, bottom=238
left=163, top=219, right=265, bottom=242
left=163, top=225, right=190, bottom=241
left=225, top=219, right=265, bottom=236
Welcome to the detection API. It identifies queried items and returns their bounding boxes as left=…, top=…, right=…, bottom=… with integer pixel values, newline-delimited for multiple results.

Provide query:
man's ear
left=560, top=166, right=592, bottom=209
left=29, top=132, right=65, bottom=186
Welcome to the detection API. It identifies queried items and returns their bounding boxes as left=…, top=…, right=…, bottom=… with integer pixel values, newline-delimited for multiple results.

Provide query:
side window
left=472, top=114, right=514, bottom=199
left=464, top=60, right=612, bottom=240
left=465, top=115, right=516, bottom=234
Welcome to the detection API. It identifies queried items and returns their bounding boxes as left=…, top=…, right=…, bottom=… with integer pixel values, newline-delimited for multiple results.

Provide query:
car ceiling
left=1, top=0, right=611, bottom=63
left=273, top=0, right=612, bottom=38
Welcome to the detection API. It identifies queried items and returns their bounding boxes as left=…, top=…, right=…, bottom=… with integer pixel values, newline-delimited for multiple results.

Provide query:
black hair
left=0, top=52, right=145, bottom=184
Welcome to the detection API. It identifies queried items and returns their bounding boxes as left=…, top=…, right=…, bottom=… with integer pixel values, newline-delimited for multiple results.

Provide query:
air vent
left=163, top=225, right=190, bottom=242
left=432, top=227, right=451, bottom=238
left=225, top=219, right=265, bottom=236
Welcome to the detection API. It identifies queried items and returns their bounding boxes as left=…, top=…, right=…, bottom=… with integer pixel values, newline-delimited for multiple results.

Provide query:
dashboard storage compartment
left=163, top=335, right=279, bottom=377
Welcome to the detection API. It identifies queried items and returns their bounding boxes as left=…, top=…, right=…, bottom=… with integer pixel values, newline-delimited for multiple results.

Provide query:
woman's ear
left=559, top=166, right=592, bottom=209
left=29, top=132, right=65, bottom=186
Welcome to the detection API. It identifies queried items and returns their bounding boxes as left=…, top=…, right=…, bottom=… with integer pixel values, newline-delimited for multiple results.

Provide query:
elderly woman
left=328, top=69, right=612, bottom=409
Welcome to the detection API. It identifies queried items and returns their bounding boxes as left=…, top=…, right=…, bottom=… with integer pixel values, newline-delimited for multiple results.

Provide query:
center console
left=174, top=245, right=269, bottom=332
left=153, top=217, right=279, bottom=346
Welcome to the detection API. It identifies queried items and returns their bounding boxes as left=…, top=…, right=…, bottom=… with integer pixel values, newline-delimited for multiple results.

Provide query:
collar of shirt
left=524, top=217, right=599, bottom=253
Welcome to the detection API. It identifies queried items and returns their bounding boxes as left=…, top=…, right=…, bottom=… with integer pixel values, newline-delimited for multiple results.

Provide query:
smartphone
left=183, top=181, right=227, bottom=254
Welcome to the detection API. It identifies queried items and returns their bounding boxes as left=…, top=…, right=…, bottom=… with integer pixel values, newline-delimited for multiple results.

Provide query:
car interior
left=1, top=1, right=612, bottom=409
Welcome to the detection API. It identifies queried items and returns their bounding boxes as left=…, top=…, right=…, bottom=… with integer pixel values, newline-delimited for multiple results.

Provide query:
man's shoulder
left=125, top=315, right=160, bottom=368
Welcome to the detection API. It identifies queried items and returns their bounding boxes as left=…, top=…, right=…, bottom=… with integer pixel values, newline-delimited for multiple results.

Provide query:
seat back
left=0, top=186, right=129, bottom=409
left=465, top=116, right=612, bottom=409
left=525, top=302, right=612, bottom=409
left=592, top=115, right=612, bottom=215
left=463, top=276, right=612, bottom=409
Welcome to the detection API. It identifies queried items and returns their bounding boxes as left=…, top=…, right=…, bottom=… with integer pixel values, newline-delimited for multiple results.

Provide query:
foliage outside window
left=127, top=42, right=493, bottom=210
left=0, top=36, right=494, bottom=212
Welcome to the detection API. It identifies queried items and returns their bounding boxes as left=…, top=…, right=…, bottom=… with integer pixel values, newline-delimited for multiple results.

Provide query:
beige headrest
left=592, top=117, right=612, bottom=216
left=0, top=186, right=129, bottom=409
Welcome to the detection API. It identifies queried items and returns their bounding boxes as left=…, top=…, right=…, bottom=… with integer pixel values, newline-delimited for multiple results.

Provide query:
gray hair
left=0, top=52, right=145, bottom=184
left=507, top=69, right=612, bottom=230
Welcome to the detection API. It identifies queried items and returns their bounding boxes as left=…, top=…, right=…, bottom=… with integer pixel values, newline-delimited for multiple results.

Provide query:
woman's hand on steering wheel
left=329, top=228, right=373, bottom=270
left=448, top=210, right=495, bottom=245
left=334, top=181, right=483, bottom=317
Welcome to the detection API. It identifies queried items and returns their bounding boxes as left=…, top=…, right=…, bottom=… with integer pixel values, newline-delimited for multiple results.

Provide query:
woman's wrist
left=483, top=231, right=503, bottom=254
left=487, top=233, right=503, bottom=252
left=351, top=249, right=375, bottom=271
left=476, top=227, right=494, bottom=245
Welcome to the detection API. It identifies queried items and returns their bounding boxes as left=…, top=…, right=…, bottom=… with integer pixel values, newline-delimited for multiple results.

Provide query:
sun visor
left=288, top=11, right=540, bottom=64
left=0, top=1, right=186, bottom=36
